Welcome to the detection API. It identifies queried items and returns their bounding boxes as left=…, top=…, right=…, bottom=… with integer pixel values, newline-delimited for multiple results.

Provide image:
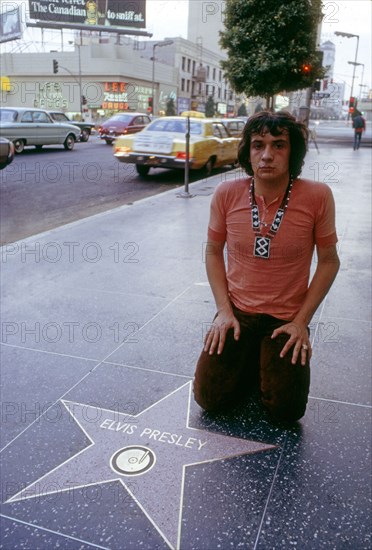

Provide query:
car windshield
left=109, top=114, right=133, bottom=123
left=0, top=109, right=17, bottom=122
left=146, top=119, right=202, bottom=135
left=51, top=113, right=69, bottom=122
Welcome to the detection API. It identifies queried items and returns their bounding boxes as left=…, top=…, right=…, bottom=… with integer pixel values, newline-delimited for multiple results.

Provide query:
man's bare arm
left=204, top=240, right=240, bottom=355
left=272, top=244, right=340, bottom=365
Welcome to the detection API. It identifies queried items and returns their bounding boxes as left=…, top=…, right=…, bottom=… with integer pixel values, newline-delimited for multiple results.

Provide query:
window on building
left=192, top=60, right=196, bottom=76
left=213, top=68, right=216, bottom=81
left=219, top=70, right=222, bottom=82
left=206, top=65, right=210, bottom=77
left=181, top=78, right=185, bottom=92
left=182, top=57, right=186, bottom=71
left=187, top=58, right=191, bottom=72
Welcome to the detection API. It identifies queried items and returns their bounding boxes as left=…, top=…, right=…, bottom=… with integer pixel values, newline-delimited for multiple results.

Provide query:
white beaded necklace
left=249, top=177, right=293, bottom=259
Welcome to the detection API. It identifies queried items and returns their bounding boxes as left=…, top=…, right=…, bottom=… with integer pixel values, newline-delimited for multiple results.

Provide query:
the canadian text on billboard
left=28, top=1, right=146, bottom=29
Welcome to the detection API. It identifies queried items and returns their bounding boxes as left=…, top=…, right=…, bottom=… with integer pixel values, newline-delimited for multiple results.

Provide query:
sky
left=146, top=0, right=371, bottom=99
left=2, top=0, right=371, bottom=98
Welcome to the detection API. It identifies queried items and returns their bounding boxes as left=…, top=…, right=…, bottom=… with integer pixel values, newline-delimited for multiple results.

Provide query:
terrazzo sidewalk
left=1, top=140, right=371, bottom=549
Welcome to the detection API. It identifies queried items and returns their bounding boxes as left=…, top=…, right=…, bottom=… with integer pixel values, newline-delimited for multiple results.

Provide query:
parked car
left=0, top=137, right=15, bottom=170
left=218, top=118, right=246, bottom=137
left=99, top=112, right=151, bottom=145
left=48, top=111, right=95, bottom=142
left=113, top=116, right=240, bottom=176
left=0, top=107, right=81, bottom=153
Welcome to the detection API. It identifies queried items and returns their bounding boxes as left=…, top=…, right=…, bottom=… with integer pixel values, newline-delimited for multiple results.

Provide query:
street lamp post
left=69, top=40, right=83, bottom=120
left=334, top=31, right=359, bottom=118
left=348, top=61, right=365, bottom=99
left=78, top=43, right=83, bottom=120
left=151, top=40, right=173, bottom=116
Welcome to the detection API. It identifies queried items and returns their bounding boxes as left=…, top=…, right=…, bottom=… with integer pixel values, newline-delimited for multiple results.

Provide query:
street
left=0, top=136, right=213, bottom=245
left=1, top=121, right=370, bottom=246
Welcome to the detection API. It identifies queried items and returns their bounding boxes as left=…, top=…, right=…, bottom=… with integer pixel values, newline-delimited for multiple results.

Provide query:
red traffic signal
left=147, top=97, right=153, bottom=113
left=301, top=63, right=312, bottom=75
left=348, top=96, right=357, bottom=113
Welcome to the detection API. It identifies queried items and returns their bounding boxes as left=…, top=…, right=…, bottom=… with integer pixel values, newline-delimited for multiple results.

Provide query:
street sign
left=314, top=93, right=331, bottom=99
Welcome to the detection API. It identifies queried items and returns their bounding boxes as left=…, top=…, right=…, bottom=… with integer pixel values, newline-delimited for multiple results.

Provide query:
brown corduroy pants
left=193, top=307, right=310, bottom=422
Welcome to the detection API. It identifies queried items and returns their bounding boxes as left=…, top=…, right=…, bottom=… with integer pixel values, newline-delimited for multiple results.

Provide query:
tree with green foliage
left=166, top=97, right=176, bottom=116
left=220, top=0, right=325, bottom=108
left=205, top=96, right=216, bottom=117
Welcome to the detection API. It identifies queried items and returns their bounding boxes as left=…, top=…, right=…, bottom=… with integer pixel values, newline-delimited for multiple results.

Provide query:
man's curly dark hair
left=238, top=110, right=309, bottom=179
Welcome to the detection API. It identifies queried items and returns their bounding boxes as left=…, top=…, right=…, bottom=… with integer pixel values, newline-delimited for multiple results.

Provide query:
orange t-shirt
left=208, top=176, right=338, bottom=320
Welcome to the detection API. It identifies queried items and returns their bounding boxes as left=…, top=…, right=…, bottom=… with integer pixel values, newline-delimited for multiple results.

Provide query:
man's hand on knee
left=204, top=310, right=240, bottom=356
left=271, top=321, right=311, bottom=366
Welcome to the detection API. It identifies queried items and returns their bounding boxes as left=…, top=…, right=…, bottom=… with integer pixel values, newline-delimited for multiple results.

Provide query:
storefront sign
left=102, top=81, right=128, bottom=110
left=37, top=82, right=68, bottom=109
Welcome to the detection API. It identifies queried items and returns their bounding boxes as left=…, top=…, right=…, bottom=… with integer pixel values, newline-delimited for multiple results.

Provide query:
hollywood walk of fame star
left=6, top=382, right=275, bottom=549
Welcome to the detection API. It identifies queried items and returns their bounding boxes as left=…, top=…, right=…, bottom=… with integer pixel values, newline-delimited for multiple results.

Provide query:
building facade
left=1, top=33, right=239, bottom=122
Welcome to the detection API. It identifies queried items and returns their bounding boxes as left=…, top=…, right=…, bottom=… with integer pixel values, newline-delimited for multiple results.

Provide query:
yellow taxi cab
left=113, top=115, right=240, bottom=176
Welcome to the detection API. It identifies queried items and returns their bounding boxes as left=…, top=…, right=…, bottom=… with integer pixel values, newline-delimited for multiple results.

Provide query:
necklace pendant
left=254, top=236, right=271, bottom=259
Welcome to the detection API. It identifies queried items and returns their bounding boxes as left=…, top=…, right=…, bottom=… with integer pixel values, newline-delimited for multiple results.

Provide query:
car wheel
left=203, top=157, right=215, bottom=177
left=64, top=134, right=75, bottom=150
left=80, top=129, right=89, bottom=142
left=136, top=165, right=150, bottom=177
left=105, top=139, right=113, bottom=145
left=13, top=139, right=25, bottom=154
left=35, top=145, right=43, bottom=150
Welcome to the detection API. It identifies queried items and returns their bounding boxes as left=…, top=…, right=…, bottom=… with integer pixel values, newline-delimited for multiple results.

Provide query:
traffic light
left=147, top=97, right=153, bottom=113
left=348, top=96, right=357, bottom=113
left=301, top=63, right=312, bottom=75
left=53, top=59, right=59, bottom=74
left=82, top=95, right=87, bottom=105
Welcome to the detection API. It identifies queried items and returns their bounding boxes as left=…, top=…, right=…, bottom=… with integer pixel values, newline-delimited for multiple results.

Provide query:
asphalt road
left=2, top=122, right=370, bottom=245
left=0, top=136, right=215, bottom=245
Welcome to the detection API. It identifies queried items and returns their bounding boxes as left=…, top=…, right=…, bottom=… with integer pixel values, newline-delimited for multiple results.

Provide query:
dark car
left=0, top=137, right=15, bottom=169
left=48, top=111, right=95, bottom=142
left=99, top=112, right=151, bottom=145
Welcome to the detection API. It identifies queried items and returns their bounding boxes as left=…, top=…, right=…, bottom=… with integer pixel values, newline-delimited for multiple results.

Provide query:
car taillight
left=176, top=152, right=188, bottom=160
left=114, top=145, right=131, bottom=154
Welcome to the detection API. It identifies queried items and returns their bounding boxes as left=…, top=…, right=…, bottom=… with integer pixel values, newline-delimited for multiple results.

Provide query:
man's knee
left=262, top=392, right=308, bottom=422
left=260, top=334, right=310, bottom=422
left=193, top=348, right=241, bottom=412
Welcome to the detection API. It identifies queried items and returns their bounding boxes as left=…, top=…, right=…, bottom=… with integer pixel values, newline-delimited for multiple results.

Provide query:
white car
left=0, top=107, right=81, bottom=153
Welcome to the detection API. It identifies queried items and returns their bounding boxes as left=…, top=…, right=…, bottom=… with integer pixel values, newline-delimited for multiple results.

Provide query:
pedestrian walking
left=352, top=111, right=366, bottom=150
left=194, top=111, right=340, bottom=422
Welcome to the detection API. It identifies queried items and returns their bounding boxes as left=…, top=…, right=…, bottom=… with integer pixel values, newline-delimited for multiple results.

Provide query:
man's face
left=249, top=129, right=291, bottom=183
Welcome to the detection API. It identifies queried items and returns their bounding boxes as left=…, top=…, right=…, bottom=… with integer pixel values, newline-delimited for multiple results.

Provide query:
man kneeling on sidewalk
left=194, top=111, right=340, bottom=422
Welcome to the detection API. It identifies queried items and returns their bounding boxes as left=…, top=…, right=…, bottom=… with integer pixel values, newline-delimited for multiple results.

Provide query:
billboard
left=28, top=1, right=146, bottom=29
left=0, top=7, right=22, bottom=43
